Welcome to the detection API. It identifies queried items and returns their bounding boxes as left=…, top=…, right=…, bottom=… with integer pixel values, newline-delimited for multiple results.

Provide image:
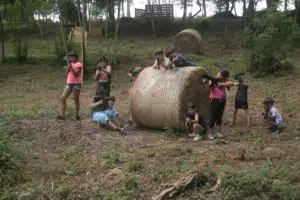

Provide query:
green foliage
left=128, top=160, right=143, bottom=173
left=55, top=186, right=70, bottom=199
left=245, top=10, right=300, bottom=76
left=101, top=148, right=120, bottom=169
left=0, top=121, right=21, bottom=194
left=221, top=165, right=300, bottom=200
left=54, top=37, right=80, bottom=65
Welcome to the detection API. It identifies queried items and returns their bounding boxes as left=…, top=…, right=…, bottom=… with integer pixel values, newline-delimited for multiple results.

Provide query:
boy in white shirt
left=262, top=97, right=283, bottom=133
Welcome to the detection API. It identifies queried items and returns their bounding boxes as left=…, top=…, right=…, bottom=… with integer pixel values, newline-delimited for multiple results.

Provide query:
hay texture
left=130, top=67, right=210, bottom=129
left=173, top=28, right=202, bottom=54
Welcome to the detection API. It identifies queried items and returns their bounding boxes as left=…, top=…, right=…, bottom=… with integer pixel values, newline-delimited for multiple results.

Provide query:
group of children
left=56, top=50, right=283, bottom=138
left=184, top=67, right=283, bottom=141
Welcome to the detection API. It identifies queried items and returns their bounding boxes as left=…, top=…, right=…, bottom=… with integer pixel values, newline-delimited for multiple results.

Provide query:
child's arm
left=70, top=67, right=82, bottom=77
left=191, top=113, right=199, bottom=123
left=94, top=69, right=100, bottom=81
left=218, top=81, right=234, bottom=87
left=89, top=100, right=104, bottom=110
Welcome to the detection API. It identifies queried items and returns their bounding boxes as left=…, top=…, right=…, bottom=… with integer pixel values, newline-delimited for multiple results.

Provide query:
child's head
left=97, top=56, right=108, bottom=67
left=155, top=49, right=164, bottom=61
left=68, top=52, right=79, bottom=62
left=166, top=48, right=176, bottom=58
left=217, top=69, right=229, bottom=80
left=263, top=97, right=274, bottom=109
left=186, top=103, right=196, bottom=113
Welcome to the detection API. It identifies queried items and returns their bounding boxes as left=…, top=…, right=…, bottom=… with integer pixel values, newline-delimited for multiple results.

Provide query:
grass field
left=0, top=36, right=300, bottom=200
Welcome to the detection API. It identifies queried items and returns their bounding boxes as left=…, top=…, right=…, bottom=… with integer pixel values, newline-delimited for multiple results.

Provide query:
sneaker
left=193, top=135, right=203, bottom=141
left=188, top=133, right=197, bottom=138
left=74, top=116, right=81, bottom=121
left=215, top=132, right=224, bottom=138
left=56, top=115, right=65, bottom=120
left=207, top=133, right=215, bottom=140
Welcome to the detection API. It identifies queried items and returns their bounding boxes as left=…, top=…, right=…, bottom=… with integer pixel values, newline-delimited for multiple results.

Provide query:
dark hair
left=220, top=69, right=230, bottom=78
left=166, top=48, right=175, bottom=58
left=97, top=56, right=108, bottom=63
left=263, top=97, right=274, bottom=105
left=68, top=52, right=79, bottom=58
left=187, top=103, right=195, bottom=109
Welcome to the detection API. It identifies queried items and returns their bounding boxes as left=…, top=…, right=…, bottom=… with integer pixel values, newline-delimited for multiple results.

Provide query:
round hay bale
left=130, top=67, right=210, bottom=129
left=173, top=28, right=202, bottom=54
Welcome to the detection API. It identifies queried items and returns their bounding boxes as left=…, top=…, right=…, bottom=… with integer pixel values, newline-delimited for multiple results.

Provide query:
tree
left=296, top=0, right=300, bottom=25
left=112, top=0, right=120, bottom=65
left=175, top=0, right=193, bottom=21
left=202, top=0, right=207, bottom=17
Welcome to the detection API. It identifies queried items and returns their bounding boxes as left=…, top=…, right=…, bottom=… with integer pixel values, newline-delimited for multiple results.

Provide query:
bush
left=245, top=9, right=300, bottom=76
left=0, top=121, right=21, bottom=193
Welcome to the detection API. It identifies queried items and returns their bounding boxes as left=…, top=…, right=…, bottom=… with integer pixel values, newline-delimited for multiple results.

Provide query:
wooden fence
left=135, top=4, right=174, bottom=23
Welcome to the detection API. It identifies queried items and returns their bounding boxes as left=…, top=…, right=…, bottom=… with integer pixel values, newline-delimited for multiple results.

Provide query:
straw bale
left=130, top=67, right=210, bottom=129
left=173, top=28, right=202, bottom=54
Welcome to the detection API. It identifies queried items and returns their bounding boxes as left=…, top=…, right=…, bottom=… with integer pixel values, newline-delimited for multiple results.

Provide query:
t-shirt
left=269, top=106, right=282, bottom=127
left=92, top=97, right=109, bottom=112
left=185, top=111, right=207, bottom=130
left=153, top=57, right=172, bottom=68
left=209, top=82, right=227, bottom=100
left=173, top=54, right=196, bottom=67
left=97, top=65, right=112, bottom=82
left=66, top=61, right=83, bottom=84
left=235, top=83, right=248, bottom=102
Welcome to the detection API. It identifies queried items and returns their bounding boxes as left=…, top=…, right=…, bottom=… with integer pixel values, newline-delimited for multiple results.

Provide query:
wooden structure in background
left=88, top=21, right=102, bottom=36
left=135, top=4, right=174, bottom=23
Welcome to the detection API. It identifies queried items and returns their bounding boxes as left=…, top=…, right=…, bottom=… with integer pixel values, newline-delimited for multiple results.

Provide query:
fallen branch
left=152, top=170, right=215, bottom=200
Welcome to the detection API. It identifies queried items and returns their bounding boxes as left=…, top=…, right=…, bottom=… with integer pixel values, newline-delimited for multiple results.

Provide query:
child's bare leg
left=59, top=88, right=72, bottom=117
left=232, top=109, right=238, bottom=125
left=73, top=89, right=80, bottom=117
left=106, top=120, right=119, bottom=130
left=192, top=123, right=201, bottom=135
left=112, top=115, right=122, bottom=127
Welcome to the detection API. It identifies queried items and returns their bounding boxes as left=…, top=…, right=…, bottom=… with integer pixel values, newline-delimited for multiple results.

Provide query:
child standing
left=185, top=104, right=208, bottom=141
left=232, top=73, right=250, bottom=127
left=57, top=52, right=83, bottom=120
left=95, top=56, right=112, bottom=96
left=207, top=69, right=234, bottom=139
left=262, top=97, right=283, bottom=133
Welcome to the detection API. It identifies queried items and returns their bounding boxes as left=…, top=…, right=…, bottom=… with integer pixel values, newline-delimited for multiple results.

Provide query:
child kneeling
left=185, top=104, right=208, bottom=141
left=262, top=97, right=283, bottom=133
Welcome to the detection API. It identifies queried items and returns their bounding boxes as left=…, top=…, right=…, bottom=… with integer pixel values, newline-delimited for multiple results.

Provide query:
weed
left=0, top=121, right=21, bottom=194
left=221, top=164, right=300, bottom=200
left=146, top=151, right=156, bottom=158
left=150, top=166, right=176, bottom=183
left=55, top=186, right=70, bottom=199
left=164, top=146, right=193, bottom=157
left=58, top=147, right=84, bottom=162
left=128, top=160, right=143, bottom=173
left=101, top=149, right=121, bottom=169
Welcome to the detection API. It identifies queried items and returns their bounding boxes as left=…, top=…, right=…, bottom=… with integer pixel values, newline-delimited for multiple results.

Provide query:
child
left=153, top=49, right=173, bottom=70
left=185, top=103, right=208, bottom=141
left=232, top=73, right=250, bottom=127
left=206, top=69, right=234, bottom=139
left=95, top=56, right=112, bottom=96
left=57, top=52, right=82, bottom=121
left=128, top=65, right=143, bottom=83
left=262, top=97, right=282, bottom=133
left=166, top=48, right=196, bottom=67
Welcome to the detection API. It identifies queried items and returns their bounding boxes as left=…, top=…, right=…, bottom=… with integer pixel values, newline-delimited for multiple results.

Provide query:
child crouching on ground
left=262, top=97, right=283, bottom=133
left=185, top=103, right=208, bottom=141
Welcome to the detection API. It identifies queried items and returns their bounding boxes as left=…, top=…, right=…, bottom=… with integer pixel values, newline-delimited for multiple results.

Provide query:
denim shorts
left=92, top=108, right=119, bottom=125
left=66, top=83, right=81, bottom=91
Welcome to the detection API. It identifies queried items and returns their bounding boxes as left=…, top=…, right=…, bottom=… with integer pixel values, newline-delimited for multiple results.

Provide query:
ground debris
left=152, top=170, right=215, bottom=200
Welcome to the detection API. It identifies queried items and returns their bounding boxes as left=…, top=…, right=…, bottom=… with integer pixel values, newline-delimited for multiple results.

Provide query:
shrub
left=0, top=121, right=21, bottom=193
left=245, top=9, right=300, bottom=76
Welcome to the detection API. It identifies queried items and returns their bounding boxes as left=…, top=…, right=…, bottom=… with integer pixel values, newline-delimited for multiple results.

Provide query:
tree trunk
left=108, top=0, right=115, bottom=22
left=202, top=0, right=207, bottom=17
left=296, top=0, right=300, bottom=25
left=82, top=0, right=88, bottom=79
left=242, top=0, right=247, bottom=42
left=76, top=0, right=82, bottom=27
left=224, top=0, right=230, bottom=49
left=182, top=0, right=187, bottom=21
left=127, top=0, right=131, bottom=17
left=121, top=0, right=125, bottom=17
left=0, top=12, right=5, bottom=63
left=266, top=0, right=272, bottom=8
left=284, top=0, right=288, bottom=11
left=106, top=0, right=110, bottom=57
left=112, top=0, right=121, bottom=65
left=37, top=13, right=44, bottom=39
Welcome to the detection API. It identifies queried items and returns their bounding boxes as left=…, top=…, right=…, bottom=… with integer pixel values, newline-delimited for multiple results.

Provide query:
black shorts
left=234, top=100, right=248, bottom=110
left=209, top=99, right=226, bottom=128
